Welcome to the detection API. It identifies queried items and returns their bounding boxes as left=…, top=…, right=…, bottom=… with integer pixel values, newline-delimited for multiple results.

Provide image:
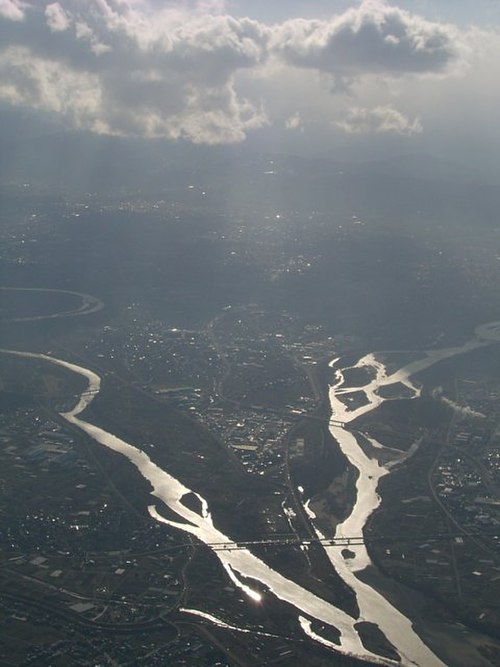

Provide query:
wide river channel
left=3, top=292, right=500, bottom=666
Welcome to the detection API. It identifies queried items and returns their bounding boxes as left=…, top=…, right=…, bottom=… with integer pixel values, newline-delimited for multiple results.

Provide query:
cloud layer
left=0, top=0, right=476, bottom=144
left=336, top=105, right=422, bottom=136
left=0, top=0, right=270, bottom=142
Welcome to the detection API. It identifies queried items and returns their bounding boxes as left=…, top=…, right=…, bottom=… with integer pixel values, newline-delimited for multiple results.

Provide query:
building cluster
left=368, top=371, right=500, bottom=631
left=86, top=307, right=335, bottom=479
left=433, top=375, right=500, bottom=548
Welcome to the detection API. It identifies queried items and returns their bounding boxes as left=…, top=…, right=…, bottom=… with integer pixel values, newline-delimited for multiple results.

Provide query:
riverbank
left=313, top=327, right=500, bottom=666
left=357, top=564, right=499, bottom=667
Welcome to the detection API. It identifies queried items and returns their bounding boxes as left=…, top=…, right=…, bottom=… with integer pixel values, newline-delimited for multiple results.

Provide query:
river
left=0, top=286, right=103, bottom=321
left=1, top=347, right=398, bottom=665
left=3, top=298, right=500, bottom=665
left=306, top=320, right=500, bottom=666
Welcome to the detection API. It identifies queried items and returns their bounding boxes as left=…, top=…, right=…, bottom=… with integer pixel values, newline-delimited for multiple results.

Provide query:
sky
left=0, top=0, right=499, bottom=169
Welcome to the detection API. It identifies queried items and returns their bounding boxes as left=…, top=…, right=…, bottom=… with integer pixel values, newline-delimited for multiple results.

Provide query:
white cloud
left=0, top=45, right=102, bottom=127
left=0, top=0, right=483, bottom=145
left=0, top=0, right=270, bottom=143
left=285, top=112, right=302, bottom=130
left=336, top=105, right=422, bottom=135
left=272, top=0, right=466, bottom=81
left=45, top=3, right=70, bottom=32
left=0, top=0, right=25, bottom=21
